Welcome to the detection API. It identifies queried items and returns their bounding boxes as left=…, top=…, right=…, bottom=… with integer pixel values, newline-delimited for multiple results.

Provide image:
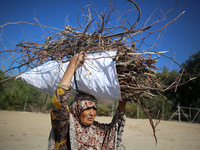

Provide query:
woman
left=48, top=52, right=126, bottom=150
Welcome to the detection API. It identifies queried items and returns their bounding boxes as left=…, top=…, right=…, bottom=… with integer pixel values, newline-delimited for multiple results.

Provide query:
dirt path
left=0, top=110, right=200, bottom=150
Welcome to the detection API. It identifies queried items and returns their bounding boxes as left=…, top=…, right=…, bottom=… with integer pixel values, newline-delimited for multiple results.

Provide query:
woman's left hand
left=118, top=101, right=126, bottom=115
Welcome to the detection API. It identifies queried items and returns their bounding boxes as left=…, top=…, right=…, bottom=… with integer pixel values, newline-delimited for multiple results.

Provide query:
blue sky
left=0, top=0, right=200, bottom=75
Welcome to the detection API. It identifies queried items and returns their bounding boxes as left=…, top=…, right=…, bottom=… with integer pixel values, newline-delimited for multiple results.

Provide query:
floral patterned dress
left=48, top=86, right=126, bottom=150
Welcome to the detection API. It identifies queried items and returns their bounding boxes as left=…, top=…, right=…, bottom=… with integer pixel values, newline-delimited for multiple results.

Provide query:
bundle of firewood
left=1, top=0, right=188, bottom=142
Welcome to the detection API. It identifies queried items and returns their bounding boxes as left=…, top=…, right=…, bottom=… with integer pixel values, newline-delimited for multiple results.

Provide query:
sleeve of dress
left=115, top=111, right=126, bottom=149
left=106, top=109, right=126, bottom=149
left=50, top=85, right=71, bottom=150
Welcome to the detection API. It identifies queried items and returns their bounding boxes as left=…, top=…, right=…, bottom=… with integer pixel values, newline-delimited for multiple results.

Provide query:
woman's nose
left=89, top=109, right=95, bottom=116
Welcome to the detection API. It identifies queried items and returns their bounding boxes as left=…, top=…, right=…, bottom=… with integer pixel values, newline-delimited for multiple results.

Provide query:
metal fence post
left=189, top=104, right=192, bottom=123
left=24, top=93, right=29, bottom=111
left=111, top=100, right=114, bottom=117
left=178, top=103, right=181, bottom=122
left=137, top=105, right=139, bottom=119
left=162, top=102, right=165, bottom=120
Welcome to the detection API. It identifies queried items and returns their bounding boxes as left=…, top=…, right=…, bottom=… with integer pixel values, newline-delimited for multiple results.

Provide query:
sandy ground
left=0, top=110, right=200, bottom=150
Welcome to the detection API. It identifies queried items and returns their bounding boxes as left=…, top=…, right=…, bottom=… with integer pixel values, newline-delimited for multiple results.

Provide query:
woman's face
left=80, top=107, right=97, bottom=126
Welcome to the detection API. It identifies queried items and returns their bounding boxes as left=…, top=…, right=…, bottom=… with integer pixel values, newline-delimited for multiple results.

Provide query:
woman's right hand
left=59, top=52, right=86, bottom=86
left=70, top=52, right=86, bottom=69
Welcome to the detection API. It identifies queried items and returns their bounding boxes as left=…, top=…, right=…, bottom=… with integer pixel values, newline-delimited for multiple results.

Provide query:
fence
left=168, top=104, right=200, bottom=123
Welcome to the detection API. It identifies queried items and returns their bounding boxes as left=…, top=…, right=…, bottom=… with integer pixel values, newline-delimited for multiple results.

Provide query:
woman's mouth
left=87, top=117, right=94, bottom=121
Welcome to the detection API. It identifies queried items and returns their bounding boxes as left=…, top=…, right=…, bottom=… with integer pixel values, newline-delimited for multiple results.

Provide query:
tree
left=156, top=67, right=179, bottom=103
left=157, top=51, right=200, bottom=108
left=176, top=50, right=200, bottom=107
left=0, top=69, right=51, bottom=111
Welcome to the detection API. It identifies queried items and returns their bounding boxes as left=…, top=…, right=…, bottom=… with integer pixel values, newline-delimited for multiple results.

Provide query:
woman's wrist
left=118, top=101, right=126, bottom=115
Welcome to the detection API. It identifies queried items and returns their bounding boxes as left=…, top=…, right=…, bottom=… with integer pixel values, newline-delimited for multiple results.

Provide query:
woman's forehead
left=76, top=94, right=98, bottom=106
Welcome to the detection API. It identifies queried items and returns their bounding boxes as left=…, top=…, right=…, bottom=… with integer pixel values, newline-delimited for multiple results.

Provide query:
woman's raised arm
left=59, top=52, right=86, bottom=86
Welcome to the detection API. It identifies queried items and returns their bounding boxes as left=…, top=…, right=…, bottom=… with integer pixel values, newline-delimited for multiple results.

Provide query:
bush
left=0, top=71, right=52, bottom=112
left=126, top=103, right=137, bottom=118
left=97, top=104, right=111, bottom=116
left=126, top=102, right=146, bottom=118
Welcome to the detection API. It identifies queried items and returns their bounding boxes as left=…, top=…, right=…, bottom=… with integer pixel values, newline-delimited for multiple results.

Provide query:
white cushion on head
left=16, top=51, right=121, bottom=101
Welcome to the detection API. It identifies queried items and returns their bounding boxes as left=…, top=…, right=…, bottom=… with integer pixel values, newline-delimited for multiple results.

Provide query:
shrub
left=97, top=104, right=111, bottom=116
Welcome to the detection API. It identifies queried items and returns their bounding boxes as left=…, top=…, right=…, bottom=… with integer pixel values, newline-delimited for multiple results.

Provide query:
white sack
left=16, top=51, right=121, bottom=101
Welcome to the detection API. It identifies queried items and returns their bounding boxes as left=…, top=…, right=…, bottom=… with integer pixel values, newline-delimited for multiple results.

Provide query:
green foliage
left=157, top=51, right=200, bottom=108
left=157, top=67, right=179, bottom=87
left=126, top=102, right=145, bottom=118
left=125, top=93, right=173, bottom=120
left=45, top=97, right=52, bottom=110
left=0, top=70, right=51, bottom=112
left=177, top=51, right=200, bottom=107
left=155, top=51, right=200, bottom=122
left=67, top=97, right=74, bottom=105
left=97, top=104, right=110, bottom=116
